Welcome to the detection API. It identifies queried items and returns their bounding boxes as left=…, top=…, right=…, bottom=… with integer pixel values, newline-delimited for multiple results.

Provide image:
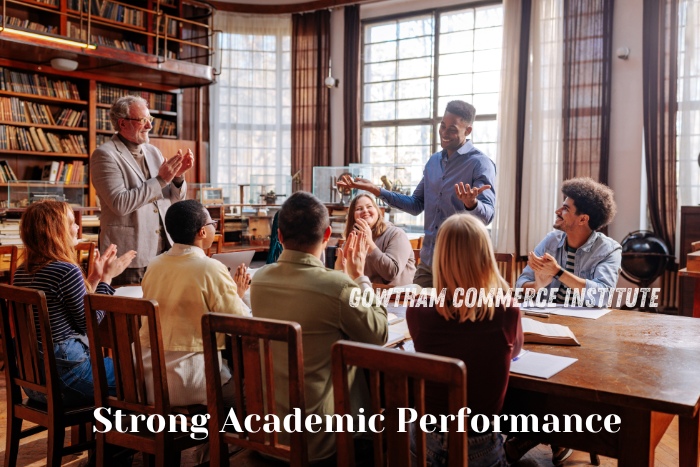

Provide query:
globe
left=620, top=230, right=671, bottom=286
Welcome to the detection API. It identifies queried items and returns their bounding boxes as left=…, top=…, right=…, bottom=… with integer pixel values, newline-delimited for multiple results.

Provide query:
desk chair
left=0, top=284, right=95, bottom=467
left=83, top=294, right=207, bottom=467
left=206, top=234, right=223, bottom=257
left=201, top=314, right=308, bottom=467
left=75, top=241, right=96, bottom=278
left=332, top=341, right=467, bottom=467
left=495, top=252, right=516, bottom=288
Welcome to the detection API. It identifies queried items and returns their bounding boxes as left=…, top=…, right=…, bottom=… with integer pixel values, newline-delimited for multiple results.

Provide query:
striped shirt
left=555, top=244, right=577, bottom=304
left=13, top=261, right=114, bottom=344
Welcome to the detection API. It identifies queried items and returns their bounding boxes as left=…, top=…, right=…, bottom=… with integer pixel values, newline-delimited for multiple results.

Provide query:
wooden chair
left=495, top=252, right=516, bottom=288
left=83, top=294, right=207, bottom=466
left=201, top=313, right=308, bottom=467
left=205, top=233, right=223, bottom=257
left=0, top=245, right=18, bottom=285
left=75, top=241, right=96, bottom=278
left=0, top=284, right=95, bottom=467
left=0, top=245, right=18, bottom=369
left=413, top=248, right=421, bottom=265
left=332, top=341, right=467, bottom=467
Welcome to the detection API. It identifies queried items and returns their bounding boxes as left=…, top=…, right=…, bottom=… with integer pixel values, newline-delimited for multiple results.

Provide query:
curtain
left=209, top=13, right=291, bottom=203
left=291, top=10, right=331, bottom=193
left=493, top=0, right=526, bottom=254
left=643, top=0, right=679, bottom=252
left=676, top=0, right=700, bottom=255
left=343, top=5, right=361, bottom=166
left=520, top=0, right=564, bottom=256
left=562, top=0, right=614, bottom=184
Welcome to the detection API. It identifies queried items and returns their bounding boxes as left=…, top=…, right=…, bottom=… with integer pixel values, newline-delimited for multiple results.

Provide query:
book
left=521, top=317, right=580, bottom=346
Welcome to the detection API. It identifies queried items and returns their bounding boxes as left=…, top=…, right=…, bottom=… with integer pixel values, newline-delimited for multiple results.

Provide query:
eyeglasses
left=202, top=220, right=219, bottom=229
left=123, top=116, right=155, bottom=125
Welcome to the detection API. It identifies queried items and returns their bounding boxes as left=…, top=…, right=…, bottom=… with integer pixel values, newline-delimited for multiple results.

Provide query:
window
left=362, top=4, right=503, bottom=168
left=210, top=15, right=291, bottom=204
left=677, top=0, right=700, bottom=208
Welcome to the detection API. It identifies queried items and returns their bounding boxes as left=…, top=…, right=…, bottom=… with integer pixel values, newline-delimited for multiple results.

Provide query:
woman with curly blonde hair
left=406, top=213, right=523, bottom=467
left=14, top=200, right=135, bottom=406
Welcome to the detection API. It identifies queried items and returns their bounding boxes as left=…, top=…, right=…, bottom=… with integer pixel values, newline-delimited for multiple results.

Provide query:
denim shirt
left=516, top=230, right=622, bottom=297
left=378, top=140, right=496, bottom=267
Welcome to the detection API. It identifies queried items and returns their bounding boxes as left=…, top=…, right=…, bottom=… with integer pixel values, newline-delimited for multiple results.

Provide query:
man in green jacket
left=251, top=191, right=388, bottom=463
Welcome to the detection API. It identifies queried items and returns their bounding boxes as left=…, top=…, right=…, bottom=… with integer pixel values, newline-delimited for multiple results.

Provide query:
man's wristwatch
left=553, top=268, right=565, bottom=280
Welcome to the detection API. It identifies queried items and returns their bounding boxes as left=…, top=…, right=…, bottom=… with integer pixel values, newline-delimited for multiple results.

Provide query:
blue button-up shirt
left=378, top=140, right=496, bottom=267
left=516, top=230, right=622, bottom=297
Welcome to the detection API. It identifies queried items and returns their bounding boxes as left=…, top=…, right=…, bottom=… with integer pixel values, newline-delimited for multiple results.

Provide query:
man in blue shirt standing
left=338, top=100, right=496, bottom=288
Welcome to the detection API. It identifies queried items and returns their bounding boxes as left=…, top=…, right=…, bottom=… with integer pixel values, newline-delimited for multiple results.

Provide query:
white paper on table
left=113, top=286, right=143, bottom=298
left=509, top=351, right=577, bottom=379
left=520, top=303, right=611, bottom=320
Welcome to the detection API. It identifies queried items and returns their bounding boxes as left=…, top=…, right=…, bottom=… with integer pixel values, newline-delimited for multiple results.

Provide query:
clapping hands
left=233, top=263, right=251, bottom=298
left=334, top=230, right=370, bottom=280
left=88, top=244, right=137, bottom=288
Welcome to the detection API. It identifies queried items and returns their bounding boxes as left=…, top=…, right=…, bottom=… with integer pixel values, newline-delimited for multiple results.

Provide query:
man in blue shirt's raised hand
left=338, top=100, right=496, bottom=288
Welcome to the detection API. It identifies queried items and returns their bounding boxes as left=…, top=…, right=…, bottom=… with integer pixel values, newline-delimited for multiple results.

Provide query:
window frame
left=360, top=0, right=502, bottom=160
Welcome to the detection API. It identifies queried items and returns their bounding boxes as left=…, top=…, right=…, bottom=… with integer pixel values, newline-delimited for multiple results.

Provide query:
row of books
left=0, top=161, right=19, bottom=182
left=0, top=221, right=21, bottom=246
left=67, top=0, right=145, bottom=28
left=55, top=109, right=86, bottom=128
left=41, top=160, right=88, bottom=184
left=0, top=125, right=87, bottom=154
left=156, top=17, right=179, bottom=36
left=97, top=83, right=175, bottom=112
left=0, top=97, right=85, bottom=128
left=95, top=109, right=176, bottom=136
left=67, top=22, right=146, bottom=53
left=151, top=118, right=176, bottom=137
left=0, top=15, right=58, bottom=34
left=0, top=67, right=82, bottom=101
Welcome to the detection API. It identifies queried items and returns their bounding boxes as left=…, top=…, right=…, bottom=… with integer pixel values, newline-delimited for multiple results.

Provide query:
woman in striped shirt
left=14, top=200, right=136, bottom=406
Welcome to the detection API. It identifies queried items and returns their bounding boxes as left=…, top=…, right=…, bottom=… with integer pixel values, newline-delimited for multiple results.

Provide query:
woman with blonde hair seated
left=343, top=193, right=415, bottom=286
left=14, top=200, right=135, bottom=406
left=406, top=213, right=523, bottom=467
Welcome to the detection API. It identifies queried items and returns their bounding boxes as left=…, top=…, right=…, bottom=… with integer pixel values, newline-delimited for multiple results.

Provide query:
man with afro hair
left=516, top=177, right=621, bottom=305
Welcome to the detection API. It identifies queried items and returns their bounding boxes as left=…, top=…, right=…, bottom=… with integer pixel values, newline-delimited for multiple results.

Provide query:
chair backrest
left=205, top=234, right=223, bottom=257
left=495, top=252, right=516, bottom=288
left=84, top=294, right=171, bottom=417
left=201, top=313, right=308, bottom=466
left=0, top=245, right=18, bottom=285
left=74, top=242, right=96, bottom=278
left=413, top=248, right=421, bottom=265
left=332, top=341, right=467, bottom=467
left=0, top=284, right=63, bottom=410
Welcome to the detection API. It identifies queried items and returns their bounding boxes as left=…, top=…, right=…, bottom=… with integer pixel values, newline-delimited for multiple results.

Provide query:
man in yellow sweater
left=140, top=199, right=250, bottom=406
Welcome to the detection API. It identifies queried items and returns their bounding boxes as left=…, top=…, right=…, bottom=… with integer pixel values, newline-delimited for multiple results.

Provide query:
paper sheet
left=510, top=351, right=578, bottom=379
left=521, top=304, right=611, bottom=319
left=113, top=286, right=143, bottom=298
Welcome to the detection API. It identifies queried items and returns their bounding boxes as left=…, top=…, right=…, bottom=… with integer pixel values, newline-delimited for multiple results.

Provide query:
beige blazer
left=90, top=135, right=186, bottom=268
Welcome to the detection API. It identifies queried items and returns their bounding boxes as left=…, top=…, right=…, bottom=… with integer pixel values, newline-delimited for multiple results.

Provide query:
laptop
left=212, top=251, right=256, bottom=277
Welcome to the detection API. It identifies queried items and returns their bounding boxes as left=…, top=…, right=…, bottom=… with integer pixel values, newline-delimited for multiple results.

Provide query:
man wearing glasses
left=91, top=95, right=194, bottom=285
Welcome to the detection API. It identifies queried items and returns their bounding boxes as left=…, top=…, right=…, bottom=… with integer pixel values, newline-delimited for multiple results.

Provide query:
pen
left=512, top=350, right=529, bottom=362
left=523, top=311, right=550, bottom=319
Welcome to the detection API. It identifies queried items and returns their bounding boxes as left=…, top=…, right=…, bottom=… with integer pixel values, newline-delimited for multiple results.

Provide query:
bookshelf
left=95, top=83, right=179, bottom=139
left=0, top=0, right=211, bottom=207
left=0, top=61, right=191, bottom=208
left=0, top=66, right=89, bottom=204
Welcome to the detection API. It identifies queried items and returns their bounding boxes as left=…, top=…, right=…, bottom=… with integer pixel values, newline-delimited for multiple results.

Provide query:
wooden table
left=500, top=310, right=700, bottom=467
left=678, top=268, right=700, bottom=318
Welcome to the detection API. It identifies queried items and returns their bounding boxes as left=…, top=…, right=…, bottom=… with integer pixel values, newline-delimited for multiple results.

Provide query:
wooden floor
left=0, top=370, right=682, bottom=466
